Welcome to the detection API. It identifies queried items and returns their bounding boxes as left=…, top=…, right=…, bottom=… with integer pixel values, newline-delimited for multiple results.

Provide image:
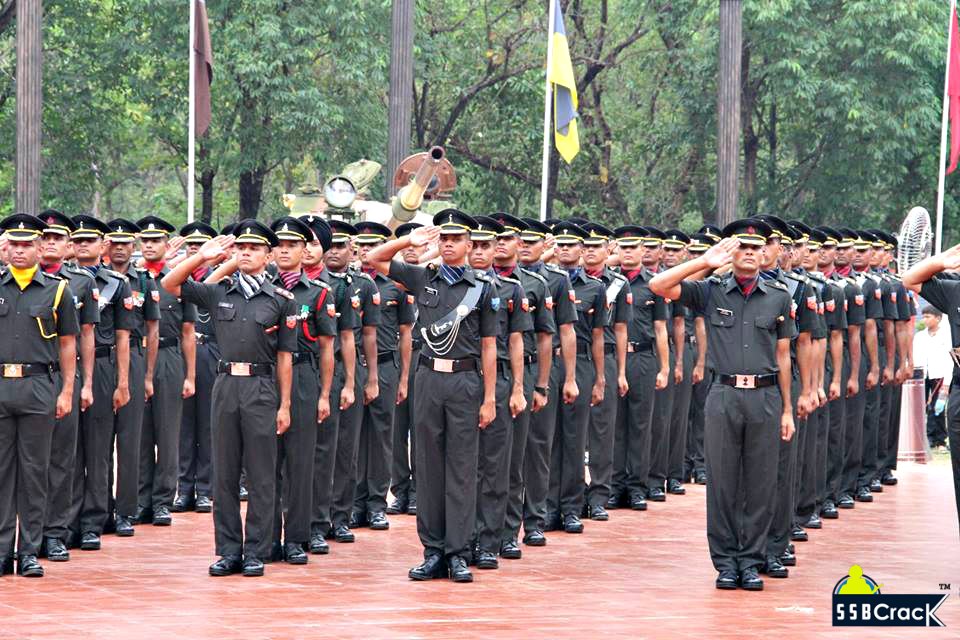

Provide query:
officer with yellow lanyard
left=0, top=214, right=79, bottom=577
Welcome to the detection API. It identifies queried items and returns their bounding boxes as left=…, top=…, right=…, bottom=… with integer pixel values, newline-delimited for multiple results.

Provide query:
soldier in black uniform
left=662, top=229, right=696, bottom=496
left=352, top=221, right=414, bottom=532
left=610, top=226, right=669, bottom=512
left=651, top=219, right=796, bottom=592
left=517, top=218, right=578, bottom=546
left=491, top=214, right=555, bottom=560
left=103, top=219, right=161, bottom=535
left=305, top=217, right=357, bottom=556
left=175, top=221, right=220, bottom=514
left=0, top=214, right=79, bottom=577
left=136, top=216, right=196, bottom=528
left=269, top=216, right=335, bottom=564
left=326, top=220, right=380, bottom=541
left=683, top=233, right=716, bottom=486
left=38, top=212, right=97, bottom=563
left=468, top=216, right=531, bottom=569
left=902, top=245, right=960, bottom=536
left=546, top=221, right=607, bottom=534
left=580, top=222, right=630, bottom=520
left=161, top=221, right=297, bottom=577
left=388, top=222, right=427, bottom=517
left=367, top=210, right=499, bottom=583
left=71, top=215, right=134, bottom=552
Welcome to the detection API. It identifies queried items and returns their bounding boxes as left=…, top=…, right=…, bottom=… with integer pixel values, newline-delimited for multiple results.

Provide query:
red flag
left=948, top=6, right=960, bottom=173
left=194, top=0, right=214, bottom=137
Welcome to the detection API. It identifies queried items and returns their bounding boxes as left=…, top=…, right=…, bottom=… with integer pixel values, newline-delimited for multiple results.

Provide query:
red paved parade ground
left=1, top=461, right=959, bottom=639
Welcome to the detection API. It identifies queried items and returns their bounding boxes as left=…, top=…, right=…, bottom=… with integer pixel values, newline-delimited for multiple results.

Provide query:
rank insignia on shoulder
left=285, top=315, right=297, bottom=329
left=151, top=290, right=160, bottom=303
left=275, top=287, right=294, bottom=300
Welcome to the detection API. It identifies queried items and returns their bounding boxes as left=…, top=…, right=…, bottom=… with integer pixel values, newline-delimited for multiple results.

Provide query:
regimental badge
left=286, top=315, right=297, bottom=329
left=626, top=292, right=634, bottom=305
left=351, top=295, right=361, bottom=309
left=790, top=301, right=797, bottom=319
left=874, top=288, right=881, bottom=300
left=406, top=294, right=415, bottom=305
left=806, top=295, right=817, bottom=310
left=372, top=292, right=381, bottom=305
left=151, top=290, right=160, bottom=303
left=507, top=299, right=514, bottom=313
left=545, top=295, right=554, bottom=310
left=521, top=297, right=530, bottom=313
left=123, top=296, right=134, bottom=310
left=844, top=300, right=849, bottom=311
left=92, top=288, right=100, bottom=301
left=568, top=289, right=576, bottom=302
left=326, top=303, right=336, bottom=318
left=891, top=292, right=897, bottom=303
left=826, top=299, right=836, bottom=313
left=491, top=297, right=501, bottom=311
left=854, top=294, right=864, bottom=306
left=818, top=302, right=824, bottom=315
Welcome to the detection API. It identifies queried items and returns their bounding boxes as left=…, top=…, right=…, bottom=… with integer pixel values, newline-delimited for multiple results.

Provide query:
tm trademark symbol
left=939, top=583, right=951, bottom=590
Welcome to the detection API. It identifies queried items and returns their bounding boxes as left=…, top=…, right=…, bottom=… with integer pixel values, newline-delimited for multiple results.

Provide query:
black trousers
left=586, top=353, right=618, bottom=507
left=79, top=353, right=118, bottom=533
left=390, top=347, right=419, bottom=501
left=413, top=366, right=481, bottom=559
left=140, top=346, right=185, bottom=510
left=354, top=359, right=401, bottom=516
left=840, top=362, right=867, bottom=498
left=331, top=361, right=367, bottom=529
left=857, top=345, right=884, bottom=491
left=503, top=361, right=536, bottom=542
left=945, top=381, right=960, bottom=538
left=814, top=374, right=832, bottom=508
left=274, top=360, right=319, bottom=546
left=522, top=358, right=562, bottom=533
left=0, top=377, right=56, bottom=558
left=612, top=349, right=657, bottom=499
left=476, top=369, right=513, bottom=553
left=211, top=374, right=278, bottom=559
left=648, top=347, right=676, bottom=493
left=548, top=355, right=595, bottom=518
left=109, top=347, right=146, bottom=519
left=705, top=384, right=780, bottom=573
left=766, top=378, right=801, bottom=560
left=178, top=340, right=218, bottom=499
left=926, top=378, right=948, bottom=446
left=311, top=360, right=345, bottom=537
left=45, top=373, right=81, bottom=541
left=882, top=378, right=904, bottom=473
left=669, top=346, right=695, bottom=482
left=825, top=368, right=847, bottom=503
left=796, top=401, right=822, bottom=522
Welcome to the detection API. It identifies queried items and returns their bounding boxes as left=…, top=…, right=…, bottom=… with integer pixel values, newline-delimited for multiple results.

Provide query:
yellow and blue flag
left=548, top=0, right=579, bottom=163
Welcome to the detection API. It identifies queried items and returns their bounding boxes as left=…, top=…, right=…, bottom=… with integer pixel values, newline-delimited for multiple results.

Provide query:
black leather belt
left=627, top=341, right=652, bottom=353
left=94, top=345, right=113, bottom=359
left=419, top=354, right=477, bottom=373
left=217, top=361, right=274, bottom=377
left=717, top=373, right=778, bottom=389
left=158, top=336, right=180, bottom=349
left=554, top=342, right=593, bottom=357
left=376, top=352, right=395, bottom=364
left=0, top=362, right=57, bottom=378
left=291, top=352, right=314, bottom=366
left=196, top=333, right=216, bottom=345
left=603, top=343, right=616, bottom=355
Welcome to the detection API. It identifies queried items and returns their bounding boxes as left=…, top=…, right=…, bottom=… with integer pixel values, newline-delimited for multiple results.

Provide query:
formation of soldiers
left=0, top=209, right=917, bottom=590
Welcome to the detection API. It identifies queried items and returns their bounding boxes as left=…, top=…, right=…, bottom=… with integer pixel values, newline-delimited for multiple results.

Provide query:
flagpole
left=187, top=0, right=197, bottom=224
left=539, top=0, right=557, bottom=222
left=937, top=0, right=956, bottom=255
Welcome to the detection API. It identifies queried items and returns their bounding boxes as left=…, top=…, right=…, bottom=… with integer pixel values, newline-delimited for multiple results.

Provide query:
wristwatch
left=534, top=385, right=549, bottom=395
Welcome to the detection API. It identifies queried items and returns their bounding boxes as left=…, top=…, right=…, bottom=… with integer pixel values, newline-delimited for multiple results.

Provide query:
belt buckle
left=433, top=358, right=454, bottom=373
left=229, top=362, right=252, bottom=376
left=2, top=364, right=23, bottom=378
left=735, top=374, right=756, bottom=389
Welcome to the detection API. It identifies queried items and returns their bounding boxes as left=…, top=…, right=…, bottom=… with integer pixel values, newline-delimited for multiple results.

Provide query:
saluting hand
left=939, top=243, right=960, bottom=271
left=199, top=235, right=235, bottom=263
left=409, top=225, right=441, bottom=248
left=701, top=237, right=738, bottom=270
left=164, top=236, right=186, bottom=261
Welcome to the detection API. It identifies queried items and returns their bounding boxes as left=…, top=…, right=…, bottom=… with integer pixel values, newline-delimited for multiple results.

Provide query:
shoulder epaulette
left=101, top=268, right=125, bottom=280
left=782, top=271, right=803, bottom=283
left=357, top=271, right=375, bottom=283
left=264, top=281, right=294, bottom=300
left=609, top=270, right=628, bottom=282
left=65, top=264, right=96, bottom=280
left=520, top=267, right=547, bottom=285
left=585, top=273, right=603, bottom=283
left=544, top=263, right=565, bottom=274
left=707, top=274, right=725, bottom=285
left=40, top=270, right=65, bottom=282
left=310, top=278, right=331, bottom=290
left=806, top=271, right=826, bottom=284
left=474, top=270, right=492, bottom=283
left=765, top=279, right=788, bottom=291
left=426, top=263, right=438, bottom=272
left=499, top=274, right=521, bottom=285
left=134, top=266, right=151, bottom=276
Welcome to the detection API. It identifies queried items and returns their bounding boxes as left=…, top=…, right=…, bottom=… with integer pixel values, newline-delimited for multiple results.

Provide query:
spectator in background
left=913, top=306, right=952, bottom=449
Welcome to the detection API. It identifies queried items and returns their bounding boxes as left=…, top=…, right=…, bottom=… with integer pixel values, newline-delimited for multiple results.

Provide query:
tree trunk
left=386, top=0, right=415, bottom=197
left=16, top=0, right=42, bottom=214
left=716, top=0, right=742, bottom=226
left=238, top=168, right=265, bottom=219
left=198, top=142, right=215, bottom=223
left=767, top=95, right=778, bottom=209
